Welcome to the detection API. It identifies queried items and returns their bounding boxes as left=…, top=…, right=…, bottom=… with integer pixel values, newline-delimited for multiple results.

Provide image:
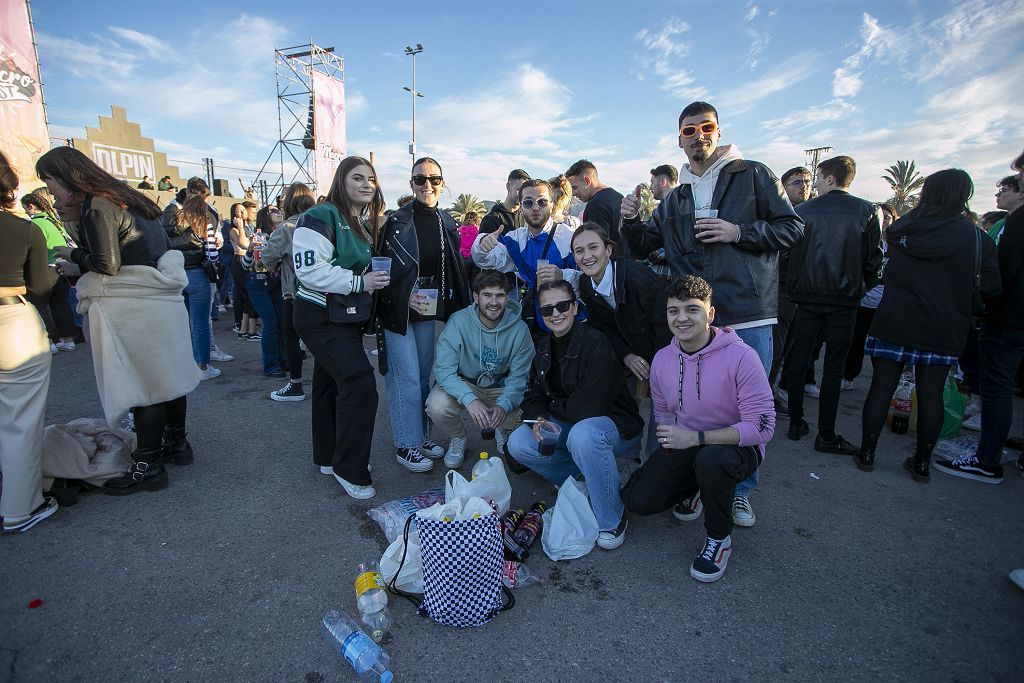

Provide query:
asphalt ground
left=2, top=317, right=1023, bottom=682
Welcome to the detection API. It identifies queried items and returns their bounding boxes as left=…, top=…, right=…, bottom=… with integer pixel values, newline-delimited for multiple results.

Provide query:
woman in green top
left=21, top=192, right=77, bottom=351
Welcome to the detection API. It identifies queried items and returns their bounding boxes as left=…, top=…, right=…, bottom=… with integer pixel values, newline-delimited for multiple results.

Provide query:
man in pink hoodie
left=622, top=275, right=775, bottom=582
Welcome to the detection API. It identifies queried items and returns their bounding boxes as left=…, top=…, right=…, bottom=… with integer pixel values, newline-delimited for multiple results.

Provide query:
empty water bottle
left=322, top=610, right=394, bottom=682
left=355, top=561, right=388, bottom=614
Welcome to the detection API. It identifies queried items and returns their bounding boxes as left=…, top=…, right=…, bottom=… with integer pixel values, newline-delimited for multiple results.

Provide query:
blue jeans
left=508, top=416, right=640, bottom=530
left=977, top=325, right=1024, bottom=466
left=733, top=325, right=773, bottom=498
left=384, top=321, right=436, bottom=449
left=182, top=267, right=212, bottom=365
left=246, top=276, right=286, bottom=375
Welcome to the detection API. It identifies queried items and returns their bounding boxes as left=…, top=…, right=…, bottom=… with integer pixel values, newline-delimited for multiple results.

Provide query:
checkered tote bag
left=414, top=514, right=513, bottom=627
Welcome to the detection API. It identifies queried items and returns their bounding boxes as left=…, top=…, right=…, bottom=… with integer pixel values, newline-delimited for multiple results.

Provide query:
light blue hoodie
left=432, top=300, right=535, bottom=413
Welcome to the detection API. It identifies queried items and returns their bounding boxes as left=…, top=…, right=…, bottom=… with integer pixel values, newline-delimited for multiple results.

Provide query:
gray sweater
left=260, top=216, right=299, bottom=297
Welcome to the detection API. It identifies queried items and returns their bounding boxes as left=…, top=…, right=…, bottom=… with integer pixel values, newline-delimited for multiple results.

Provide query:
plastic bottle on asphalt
left=322, top=610, right=394, bottom=682
left=512, top=502, right=547, bottom=550
left=890, top=380, right=913, bottom=434
left=471, top=451, right=490, bottom=480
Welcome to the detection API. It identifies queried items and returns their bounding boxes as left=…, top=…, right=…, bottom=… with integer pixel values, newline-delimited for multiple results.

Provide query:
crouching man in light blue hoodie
left=425, top=269, right=536, bottom=469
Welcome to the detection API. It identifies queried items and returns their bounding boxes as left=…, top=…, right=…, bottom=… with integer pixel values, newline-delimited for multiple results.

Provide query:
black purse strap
left=386, top=514, right=425, bottom=613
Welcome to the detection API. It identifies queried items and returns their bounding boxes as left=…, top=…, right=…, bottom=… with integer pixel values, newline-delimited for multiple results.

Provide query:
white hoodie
left=678, top=144, right=744, bottom=212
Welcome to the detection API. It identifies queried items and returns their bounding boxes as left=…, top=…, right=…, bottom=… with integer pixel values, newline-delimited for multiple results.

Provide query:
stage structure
left=254, top=43, right=345, bottom=202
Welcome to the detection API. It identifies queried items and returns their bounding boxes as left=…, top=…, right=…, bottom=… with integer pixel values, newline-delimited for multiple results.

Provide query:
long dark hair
left=255, top=206, right=276, bottom=233
left=916, top=169, right=974, bottom=217
left=326, top=156, right=384, bottom=245
left=0, top=152, right=18, bottom=211
left=176, top=195, right=211, bottom=232
left=283, top=182, right=315, bottom=217
left=35, top=146, right=161, bottom=219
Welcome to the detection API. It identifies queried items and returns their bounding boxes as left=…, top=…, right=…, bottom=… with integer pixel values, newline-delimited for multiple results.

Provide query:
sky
left=31, top=0, right=1024, bottom=213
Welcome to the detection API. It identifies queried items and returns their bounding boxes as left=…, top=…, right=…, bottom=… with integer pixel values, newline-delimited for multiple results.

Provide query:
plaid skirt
left=864, top=336, right=958, bottom=366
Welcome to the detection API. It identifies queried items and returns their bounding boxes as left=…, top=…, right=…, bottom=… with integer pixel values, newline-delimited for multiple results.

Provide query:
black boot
left=102, top=448, right=169, bottom=495
left=853, top=448, right=875, bottom=472
left=162, top=426, right=193, bottom=465
left=902, top=448, right=931, bottom=483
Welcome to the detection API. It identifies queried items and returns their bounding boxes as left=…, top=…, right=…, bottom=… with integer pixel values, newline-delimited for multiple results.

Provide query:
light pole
left=403, top=44, right=424, bottom=158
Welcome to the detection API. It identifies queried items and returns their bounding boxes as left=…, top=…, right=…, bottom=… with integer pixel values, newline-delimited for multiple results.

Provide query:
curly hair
left=666, top=275, right=713, bottom=305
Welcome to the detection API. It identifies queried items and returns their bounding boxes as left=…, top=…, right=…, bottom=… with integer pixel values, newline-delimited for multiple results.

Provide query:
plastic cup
left=420, top=288, right=438, bottom=316
left=538, top=421, right=561, bottom=456
left=371, top=256, right=392, bottom=274
left=694, top=209, right=718, bottom=220
left=481, top=427, right=496, bottom=440
left=535, top=259, right=550, bottom=284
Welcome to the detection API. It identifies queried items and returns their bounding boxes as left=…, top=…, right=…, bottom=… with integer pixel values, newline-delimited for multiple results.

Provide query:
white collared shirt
left=592, top=260, right=616, bottom=309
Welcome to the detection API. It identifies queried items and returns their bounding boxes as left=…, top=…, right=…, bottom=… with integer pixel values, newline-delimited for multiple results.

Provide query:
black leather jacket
left=161, top=201, right=219, bottom=269
left=521, top=322, right=644, bottom=440
left=621, top=158, right=803, bottom=325
left=786, top=190, right=884, bottom=307
left=377, top=202, right=469, bottom=334
left=70, top=196, right=169, bottom=276
left=578, top=257, right=671, bottom=363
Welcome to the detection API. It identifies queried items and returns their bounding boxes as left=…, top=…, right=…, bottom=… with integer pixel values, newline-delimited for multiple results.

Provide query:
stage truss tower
left=255, top=43, right=343, bottom=200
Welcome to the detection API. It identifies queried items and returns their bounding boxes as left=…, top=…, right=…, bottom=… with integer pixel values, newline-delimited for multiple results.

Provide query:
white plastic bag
left=541, top=478, right=599, bottom=561
left=444, top=460, right=512, bottom=515
left=380, top=527, right=424, bottom=594
left=417, top=496, right=495, bottom=522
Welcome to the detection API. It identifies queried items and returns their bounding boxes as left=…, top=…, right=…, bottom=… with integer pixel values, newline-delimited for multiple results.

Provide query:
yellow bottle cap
left=480, top=452, right=489, bottom=459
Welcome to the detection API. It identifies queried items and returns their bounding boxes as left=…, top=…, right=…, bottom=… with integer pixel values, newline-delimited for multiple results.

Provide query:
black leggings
left=133, top=396, right=188, bottom=453
left=282, top=297, right=304, bottom=381
left=230, top=258, right=257, bottom=323
left=860, top=358, right=950, bottom=456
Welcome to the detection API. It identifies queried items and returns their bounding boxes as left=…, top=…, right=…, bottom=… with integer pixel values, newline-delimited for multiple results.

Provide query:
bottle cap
left=480, top=452, right=489, bottom=459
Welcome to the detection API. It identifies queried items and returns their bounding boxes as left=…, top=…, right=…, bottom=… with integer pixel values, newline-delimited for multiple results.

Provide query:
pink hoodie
left=650, top=327, right=775, bottom=458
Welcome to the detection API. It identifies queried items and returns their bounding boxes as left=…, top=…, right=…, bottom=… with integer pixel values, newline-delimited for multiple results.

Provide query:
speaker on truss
left=302, top=93, right=315, bottom=150
left=213, top=179, right=232, bottom=197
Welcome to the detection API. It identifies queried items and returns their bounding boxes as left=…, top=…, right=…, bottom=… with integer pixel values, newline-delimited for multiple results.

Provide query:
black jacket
left=521, top=322, right=644, bottom=440
left=621, top=158, right=803, bottom=325
left=786, top=190, right=884, bottom=307
left=480, top=202, right=519, bottom=235
left=377, top=202, right=469, bottom=334
left=160, top=201, right=219, bottom=269
left=986, top=207, right=1024, bottom=329
left=71, top=196, right=169, bottom=276
left=870, top=209, right=1001, bottom=354
left=578, top=257, right=671, bottom=363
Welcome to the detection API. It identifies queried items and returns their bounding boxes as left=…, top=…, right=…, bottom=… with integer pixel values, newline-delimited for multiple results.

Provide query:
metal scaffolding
left=254, top=43, right=343, bottom=201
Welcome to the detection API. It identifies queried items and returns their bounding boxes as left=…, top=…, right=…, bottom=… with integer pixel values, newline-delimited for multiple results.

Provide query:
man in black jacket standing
left=620, top=100, right=802, bottom=528
left=480, top=169, right=530, bottom=235
left=785, top=155, right=883, bottom=453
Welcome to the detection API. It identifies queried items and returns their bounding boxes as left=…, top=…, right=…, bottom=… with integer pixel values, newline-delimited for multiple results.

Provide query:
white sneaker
left=731, top=496, right=756, bottom=527
left=50, top=343, right=59, bottom=355
left=199, top=365, right=222, bottom=380
left=444, top=435, right=467, bottom=469
left=334, top=473, right=375, bottom=499
left=840, top=379, right=854, bottom=391
left=321, top=464, right=373, bottom=475
left=56, top=340, right=76, bottom=352
left=962, top=413, right=982, bottom=431
left=209, top=346, right=234, bottom=362
left=964, top=396, right=982, bottom=418
left=217, top=305, right=227, bottom=313
left=804, top=384, right=821, bottom=398
left=596, top=518, right=628, bottom=550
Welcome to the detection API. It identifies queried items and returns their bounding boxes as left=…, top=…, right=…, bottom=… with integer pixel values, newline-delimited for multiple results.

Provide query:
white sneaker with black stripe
left=690, top=535, right=732, bottom=582
left=731, top=496, right=756, bottom=527
left=396, top=447, right=434, bottom=472
left=933, top=454, right=1003, bottom=484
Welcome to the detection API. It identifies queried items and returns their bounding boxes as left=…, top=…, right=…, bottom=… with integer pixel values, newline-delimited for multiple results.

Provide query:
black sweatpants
left=34, top=275, right=77, bottom=340
left=281, top=297, right=304, bottom=382
left=292, top=299, right=376, bottom=485
left=843, top=306, right=876, bottom=382
left=622, top=444, right=760, bottom=539
left=230, top=257, right=257, bottom=323
left=786, top=303, right=857, bottom=435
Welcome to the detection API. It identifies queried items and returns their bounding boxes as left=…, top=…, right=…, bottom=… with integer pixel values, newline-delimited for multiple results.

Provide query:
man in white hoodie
left=621, top=100, right=803, bottom=528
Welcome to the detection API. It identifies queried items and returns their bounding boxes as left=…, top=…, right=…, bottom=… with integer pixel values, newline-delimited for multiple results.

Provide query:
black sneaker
left=690, top=535, right=732, bottom=583
left=247, top=332, right=262, bottom=341
left=933, top=454, right=1003, bottom=484
left=787, top=419, right=809, bottom=441
left=270, top=382, right=305, bottom=402
left=814, top=433, right=858, bottom=455
left=396, top=447, right=434, bottom=473
left=2, top=496, right=59, bottom=534
left=232, top=323, right=241, bottom=333
left=672, top=491, right=703, bottom=522
left=421, top=438, right=445, bottom=459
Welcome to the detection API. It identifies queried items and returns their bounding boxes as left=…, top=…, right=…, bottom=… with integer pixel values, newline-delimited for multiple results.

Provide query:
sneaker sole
left=270, top=393, right=305, bottom=402
left=396, top=455, right=434, bottom=472
left=444, top=456, right=465, bottom=469
left=2, top=498, right=58, bottom=534
left=932, top=462, right=1003, bottom=484
left=732, top=514, right=756, bottom=528
left=597, top=533, right=627, bottom=550
left=334, top=474, right=376, bottom=499
left=690, top=554, right=730, bottom=582
left=421, top=450, right=445, bottom=460
left=672, top=504, right=703, bottom=522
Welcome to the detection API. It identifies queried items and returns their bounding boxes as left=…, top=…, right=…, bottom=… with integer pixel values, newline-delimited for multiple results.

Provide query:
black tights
left=860, top=358, right=950, bottom=456
left=133, top=396, right=188, bottom=453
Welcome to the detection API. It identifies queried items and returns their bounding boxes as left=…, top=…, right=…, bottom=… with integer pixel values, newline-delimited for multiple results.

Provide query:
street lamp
left=404, top=44, right=424, bottom=157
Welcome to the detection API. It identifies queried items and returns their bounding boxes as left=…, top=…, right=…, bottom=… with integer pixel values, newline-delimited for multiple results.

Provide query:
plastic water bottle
left=322, top=610, right=394, bottom=682
left=253, top=228, right=268, bottom=273
left=355, top=562, right=390, bottom=642
left=471, top=451, right=491, bottom=480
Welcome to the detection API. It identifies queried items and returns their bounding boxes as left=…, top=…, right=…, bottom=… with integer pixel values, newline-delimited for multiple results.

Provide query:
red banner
left=0, top=0, right=49, bottom=198
left=311, top=71, right=346, bottom=193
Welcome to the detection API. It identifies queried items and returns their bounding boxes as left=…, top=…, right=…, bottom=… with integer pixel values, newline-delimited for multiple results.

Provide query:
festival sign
left=311, top=70, right=347, bottom=192
left=0, top=0, right=50, bottom=196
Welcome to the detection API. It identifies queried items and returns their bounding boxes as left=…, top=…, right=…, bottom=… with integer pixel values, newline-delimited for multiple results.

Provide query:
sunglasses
left=412, top=175, right=443, bottom=187
left=679, top=122, right=718, bottom=138
left=521, top=198, right=550, bottom=209
left=538, top=299, right=574, bottom=318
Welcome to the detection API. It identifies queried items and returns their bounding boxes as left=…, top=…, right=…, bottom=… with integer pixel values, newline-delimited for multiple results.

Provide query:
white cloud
left=108, top=27, right=177, bottom=62
left=632, top=18, right=704, bottom=99
left=745, top=2, right=760, bottom=21
left=831, top=13, right=903, bottom=100
left=715, top=54, right=817, bottom=114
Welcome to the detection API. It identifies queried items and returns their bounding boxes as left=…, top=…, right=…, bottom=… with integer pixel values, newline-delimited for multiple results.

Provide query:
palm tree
left=882, top=160, right=925, bottom=215
left=448, top=193, right=486, bottom=223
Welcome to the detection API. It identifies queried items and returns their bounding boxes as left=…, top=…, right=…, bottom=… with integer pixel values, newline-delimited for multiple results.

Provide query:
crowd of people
left=1, top=100, right=1022, bottom=585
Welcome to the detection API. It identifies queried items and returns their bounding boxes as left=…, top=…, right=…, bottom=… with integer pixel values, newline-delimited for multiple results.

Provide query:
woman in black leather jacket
left=170, top=195, right=219, bottom=378
left=377, top=157, right=469, bottom=472
left=37, top=146, right=199, bottom=496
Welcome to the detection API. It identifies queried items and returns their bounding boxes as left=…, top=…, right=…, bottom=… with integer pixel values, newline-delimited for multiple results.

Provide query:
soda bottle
left=471, top=451, right=490, bottom=480
left=322, top=610, right=394, bottom=682
left=512, top=502, right=547, bottom=550
left=889, top=380, right=913, bottom=434
left=500, top=508, right=529, bottom=561
left=253, top=228, right=268, bottom=273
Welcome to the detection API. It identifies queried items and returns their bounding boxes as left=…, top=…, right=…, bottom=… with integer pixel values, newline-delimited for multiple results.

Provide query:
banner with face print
left=311, top=71, right=347, bottom=193
left=0, top=0, right=49, bottom=198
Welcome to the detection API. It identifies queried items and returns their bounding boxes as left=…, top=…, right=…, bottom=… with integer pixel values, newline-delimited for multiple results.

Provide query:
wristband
left=698, top=431, right=706, bottom=446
